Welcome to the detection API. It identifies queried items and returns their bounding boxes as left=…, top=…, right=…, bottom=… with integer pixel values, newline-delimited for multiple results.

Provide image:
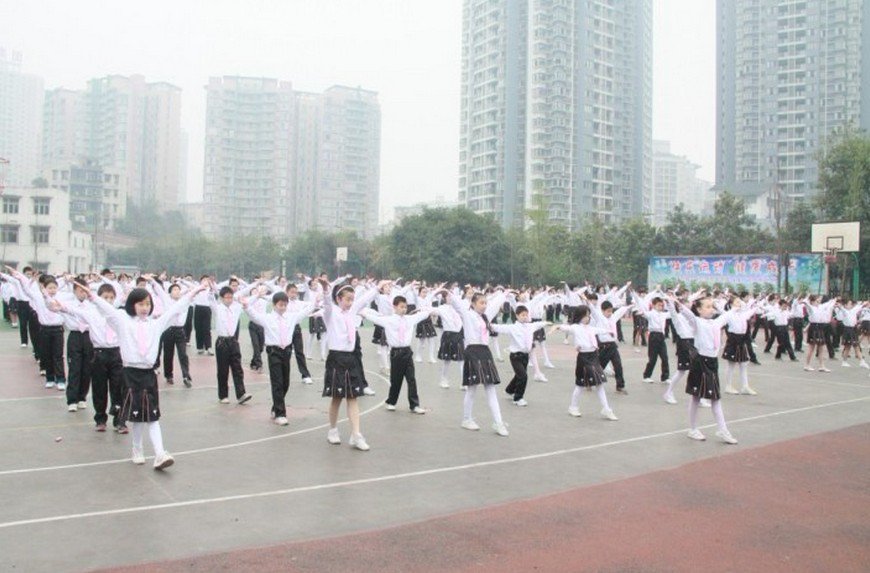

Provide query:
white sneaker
left=411, top=406, right=427, bottom=414
left=237, top=393, right=252, bottom=405
left=77, top=401, right=87, bottom=409
left=643, top=377, right=655, bottom=383
left=67, top=403, right=78, bottom=412
left=740, top=386, right=757, bottom=396
left=700, top=398, right=712, bottom=408
left=568, top=407, right=582, bottom=417
left=493, top=422, right=509, bottom=437
left=428, top=358, right=438, bottom=364
left=56, top=382, right=67, bottom=391
left=219, top=398, right=231, bottom=404
left=544, top=362, right=555, bottom=369
left=716, top=430, right=738, bottom=445
left=841, top=361, right=851, bottom=368
left=601, top=408, right=618, bottom=421
left=687, top=429, right=706, bottom=441
left=363, top=387, right=376, bottom=396
left=385, top=403, right=396, bottom=411
left=818, top=367, right=831, bottom=373
left=20, top=343, right=27, bottom=348
left=604, top=364, right=615, bottom=377
left=803, top=366, right=815, bottom=371
left=496, top=355, right=505, bottom=362
left=724, top=385, right=739, bottom=395
left=859, top=360, right=869, bottom=369
left=131, top=448, right=146, bottom=465
left=302, top=377, right=313, bottom=385
left=533, top=372, right=548, bottom=382
left=663, top=394, right=678, bottom=405
left=327, top=428, right=341, bottom=444
left=439, top=379, right=450, bottom=389
left=563, top=338, right=570, bottom=345
left=349, top=433, right=370, bottom=451
left=513, top=399, right=528, bottom=407
left=274, top=416, right=289, bottom=426
left=461, top=419, right=480, bottom=431
left=415, top=356, right=423, bottom=363
left=153, top=453, right=175, bottom=470
left=44, top=381, right=55, bottom=389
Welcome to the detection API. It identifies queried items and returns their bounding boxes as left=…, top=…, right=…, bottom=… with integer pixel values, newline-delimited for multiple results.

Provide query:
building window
left=33, top=198, right=51, bottom=216
left=31, top=226, right=50, bottom=244
left=2, top=197, right=19, bottom=214
left=0, top=225, right=19, bottom=244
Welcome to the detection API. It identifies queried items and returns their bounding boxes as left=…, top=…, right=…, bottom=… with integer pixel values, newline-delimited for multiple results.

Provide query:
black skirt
left=574, top=350, right=606, bottom=387
left=686, top=355, right=720, bottom=400
left=438, top=330, right=465, bottom=361
left=532, top=319, right=546, bottom=342
left=722, top=332, right=749, bottom=362
left=308, top=315, right=326, bottom=335
left=860, top=320, right=870, bottom=336
left=462, top=344, right=500, bottom=386
left=322, top=350, right=365, bottom=398
left=121, top=367, right=160, bottom=423
left=675, top=337, right=696, bottom=371
left=841, top=326, right=858, bottom=346
left=415, top=317, right=437, bottom=339
left=371, top=324, right=388, bottom=346
left=807, top=323, right=827, bottom=345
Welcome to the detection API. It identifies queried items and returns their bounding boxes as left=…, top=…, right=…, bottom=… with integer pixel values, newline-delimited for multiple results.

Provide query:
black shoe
left=182, top=377, right=192, bottom=388
left=616, top=388, right=629, bottom=395
left=750, top=359, right=761, bottom=365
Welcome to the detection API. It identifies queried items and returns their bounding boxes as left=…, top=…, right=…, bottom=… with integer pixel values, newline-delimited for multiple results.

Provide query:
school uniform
left=805, top=300, right=837, bottom=356
left=160, top=295, right=191, bottom=383
left=790, top=300, right=805, bottom=351
left=286, top=298, right=313, bottom=379
left=492, top=321, right=546, bottom=401
left=209, top=297, right=247, bottom=401
left=246, top=300, right=314, bottom=418
left=837, top=306, right=863, bottom=348
left=21, top=278, right=66, bottom=385
left=192, top=287, right=213, bottom=351
left=558, top=323, right=610, bottom=387
left=322, top=287, right=379, bottom=399
left=434, top=304, right=465, bottom=361
left=768, top=307, right=796, bottom=360
left=641, top=304, right=670, bottom=382
left=57, top=294, right=94, bottom=406
left=722, top=307, right=756, bottom=363
left=676, top=307, right=733, bottom=401
left=450, top=293, right=505, bottom=386
left=668, top=307, right=696, bottom=371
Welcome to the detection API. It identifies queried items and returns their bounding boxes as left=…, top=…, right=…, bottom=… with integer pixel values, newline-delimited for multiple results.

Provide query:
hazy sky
left=1, top=0, right=716, bottom=222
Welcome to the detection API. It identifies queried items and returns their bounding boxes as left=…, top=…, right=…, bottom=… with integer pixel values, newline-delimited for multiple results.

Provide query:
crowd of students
left=1, top=266, right=867, bottom=469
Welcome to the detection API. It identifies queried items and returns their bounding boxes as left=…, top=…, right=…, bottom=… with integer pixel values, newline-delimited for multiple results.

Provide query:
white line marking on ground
left=0, top=395, right=866, bottom=529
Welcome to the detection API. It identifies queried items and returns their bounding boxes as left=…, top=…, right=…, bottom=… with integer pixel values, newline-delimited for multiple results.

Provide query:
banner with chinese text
left=648, top=254, right=823, bottom=293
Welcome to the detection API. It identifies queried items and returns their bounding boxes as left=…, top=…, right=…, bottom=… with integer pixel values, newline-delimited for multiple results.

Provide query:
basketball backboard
left=811, top=221, right=860, bottom=253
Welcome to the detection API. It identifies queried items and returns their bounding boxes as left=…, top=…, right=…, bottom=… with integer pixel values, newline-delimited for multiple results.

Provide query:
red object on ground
left=109, top=423, right=870, bottom=573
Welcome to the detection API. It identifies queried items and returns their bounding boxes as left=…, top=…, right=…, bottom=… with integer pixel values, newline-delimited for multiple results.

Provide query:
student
left=589, top=297, right=634, bottom=396
left=663, top=293, right=698, bottom=405
left=52, top=284, right=127, bottom=432
left=670, top=294, right=739, bottom=445
left=57, top=277, right=94, bottom=412
left=446, top=288, right=510, bottom=437
left=491, top=305, right=549, bottom=406
left=4, top=267, right=66, bottom=390
left=285, top=282, right=314, bottom=384
left=153, top=282, right=193, bottom=387
left=721, top=296, right=759, bottom=395
left=12, top=266, right=40, bottom=357
left=192, top=275, right=214, bottom=355
left=432, top=293, right=465, bottom=388
left=790, top=296, right=805, bottom=352
left=207, top=283, right=252, bottom=405
left=553, top=306, right=619, bottom=421
left=89, top=281, right=206, bottom=469
left=638, top=289, right=670, bottom=383
left=304, top=277, right=328, bottom=361
left=413, top=286, right=439, bottom=364
left=836, top=300, right=868, bottom=368
left=768, top=299, right=797, bottom=362
left=321, top=279, right=381, bottom=450
left=243, top=290, right=315, bottom=425
left=802, top=295, right=837, bottom=372
left=361, top=295, right=433, bottom=413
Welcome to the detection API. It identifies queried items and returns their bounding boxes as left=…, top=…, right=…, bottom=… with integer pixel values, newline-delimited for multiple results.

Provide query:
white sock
left=666, top=370, right=686, bottom=396
left=463, top=383, right=477, bottom=420
left=597, top=384, right=611, bottom=411
left=530, top=351, right=543, bottom=377
left=378, top=346, right=389, bottom=369
left=428, top=338, right=437, bottom=361
left=492, top=338, right=502, bottom=359
left=147, top=421, right=165, bottom=457
left=484, top=384, right=504, bottom=426
left=739, top=363, right=749, bottom=390
left=688, top=396, right=700, bottom=430
left=307, top=334, right=316, bottom=354
left=440, top=360, right=450, bottom=380
left=711, top=400, right=729, bottom=433
left=320, top=337, right=327, bottom=360
left=570, top=386, right=582, bottom=410
left=725, top=361, right=735, bottom=386
left=415, top=338, right=423, bottom=355
left=131, top=422, right=144, bottom=451
left=541, top=342, right=552, bottom=364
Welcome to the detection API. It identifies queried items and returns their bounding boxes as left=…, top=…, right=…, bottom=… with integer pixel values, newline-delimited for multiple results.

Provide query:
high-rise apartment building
left=458, top=0, right=652, bottom=228
left=0, top=49, right=44, bottom=187
left=651, top=140, right=713, bottom=227
left=716, top=0, right=870, bottom=220
left=203, top=78, right=381, bottom=240
left=42, top=75, right=184, bottom=212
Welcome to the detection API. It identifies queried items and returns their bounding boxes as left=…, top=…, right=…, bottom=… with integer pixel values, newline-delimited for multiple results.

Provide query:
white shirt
left=210, top=299, right=244, bottom=338
left=246, top=301, right=315, bottom=348
left=92, top=292, right=195, bottom=368
left=590, top=304, right=633, bottom=343
left=677, top=306, right=732, bottom=358
left=18, top=278, right=64, bottom=326
left=449, top=292, right=504, bottom=346
left=805, top=300, right=836, bottom=324
left=724, top=305, right=755, bottom=334
left=361, top=309, right=432, bottom=348
left=56, top=292, right=90, bottom=332
left=557, top=323, right=610, bottom=352
left=433, top=304, right=463, bottom=333
left=491, top=321, right=546, bottom=353
left=62, top=300, right=119, bottom=349
left=323, top=287, right=379, bottom=352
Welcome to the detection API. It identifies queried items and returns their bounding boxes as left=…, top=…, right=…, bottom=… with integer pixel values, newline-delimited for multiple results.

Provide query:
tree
left=780, top=200, right=816, bottom=254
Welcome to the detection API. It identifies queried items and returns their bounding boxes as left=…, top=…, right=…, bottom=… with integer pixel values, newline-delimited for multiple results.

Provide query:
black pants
left=163, top=326, right=190, bottom=380
left=193, top=305, right=212, bottom=350
left=216, top=336, right=245, bottom=399
left=763, top=326, right=777, bottom=353
left=598, top=341, right=626, bottom=390
left=832, top=322, right=842, bottom=349
left=643, top=331, right=669, bottom=381
left=91, top=347, right=125, bottom=427
left=18, top=301, right=39, bottom=358
left=790, top=318, right=804, bottom=351
left=387, top=347, right=419, bottom=409
left=751, top=317, right=769, bottom=342
left=774, top=325, right=796, bottom=360
left=249, top=322, right=265, bottom=369
left=354, top=332, right=369, bottom=388
left=66, top=331, right=93, bottom=405
left=291, top=324, right=311, bottom=379
left=615, top=319, right=624, bottom=342
left=41, top=325, right=65, bottom=383
left=664, top=318, right=673, bottom=340
left=267, top=345, right=292, bottom=417
left=505, top=351, right=529, bottom=400
left=184, top=307, right=194, bottom=343
left=823, top=324, right=835, bottom=359
left=2, top=299, right=9, bottom=322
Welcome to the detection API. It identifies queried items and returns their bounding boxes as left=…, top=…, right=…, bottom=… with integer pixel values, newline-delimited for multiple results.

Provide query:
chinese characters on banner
left=648, top=254, right=823, bottom=293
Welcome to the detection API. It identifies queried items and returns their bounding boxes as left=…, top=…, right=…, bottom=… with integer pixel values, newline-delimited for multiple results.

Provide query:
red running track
left=107, top=423, right=870, bottom=573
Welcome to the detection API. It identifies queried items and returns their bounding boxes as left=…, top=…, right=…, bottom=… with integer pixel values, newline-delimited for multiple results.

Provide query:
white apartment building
left=651, top=140, right=714, bottom=227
